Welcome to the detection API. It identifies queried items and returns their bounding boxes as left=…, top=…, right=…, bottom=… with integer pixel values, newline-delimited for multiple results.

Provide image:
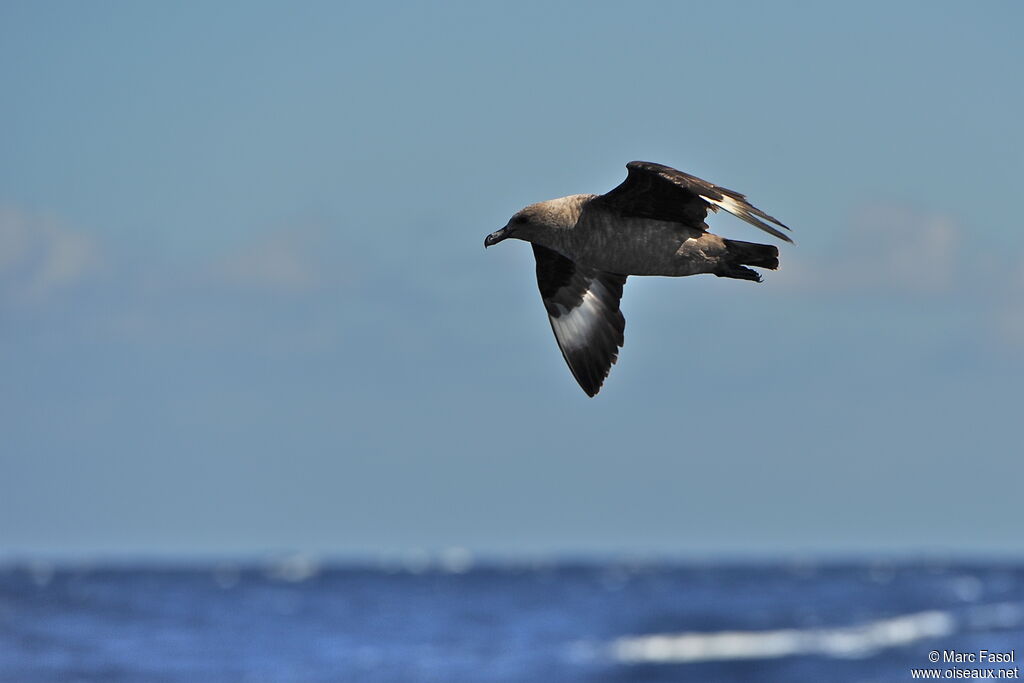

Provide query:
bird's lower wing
left=533, top=245, right=626, bottom=397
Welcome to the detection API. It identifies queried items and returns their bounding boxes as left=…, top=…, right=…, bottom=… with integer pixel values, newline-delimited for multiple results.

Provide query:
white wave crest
left=611, top=610, right=955, bottom=663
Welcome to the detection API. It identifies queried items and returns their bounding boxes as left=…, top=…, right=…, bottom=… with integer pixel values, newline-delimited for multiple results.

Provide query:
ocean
left=1, top=558, right=1021, bottom=682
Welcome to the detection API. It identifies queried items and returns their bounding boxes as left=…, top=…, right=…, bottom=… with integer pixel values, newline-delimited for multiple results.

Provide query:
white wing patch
left=549, top=284, right=612, bottom=352
left=699, top=192, right=792, bottom=243
left=700, top=193, right=744, bottom=217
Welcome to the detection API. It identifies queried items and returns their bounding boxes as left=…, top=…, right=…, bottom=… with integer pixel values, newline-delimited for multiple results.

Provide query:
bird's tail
left=716, top=238, right=779, bottom=282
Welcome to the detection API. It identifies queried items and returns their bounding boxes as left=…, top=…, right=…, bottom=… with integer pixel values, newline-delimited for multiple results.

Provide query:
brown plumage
left=484, top=161, right=792, bottom=397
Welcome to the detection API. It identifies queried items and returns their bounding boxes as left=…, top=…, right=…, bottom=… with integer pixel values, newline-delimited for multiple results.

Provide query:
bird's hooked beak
left=484, top=225, right=511, bottom=248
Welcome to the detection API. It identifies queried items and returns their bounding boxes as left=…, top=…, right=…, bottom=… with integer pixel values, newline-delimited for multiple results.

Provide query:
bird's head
left=484, top=208, right=535, bottom=248
left=485, top=199, right=579, bottom=248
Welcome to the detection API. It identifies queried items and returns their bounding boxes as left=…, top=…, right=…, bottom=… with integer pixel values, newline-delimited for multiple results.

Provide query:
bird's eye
left=512, top=215, right=528, bottom=225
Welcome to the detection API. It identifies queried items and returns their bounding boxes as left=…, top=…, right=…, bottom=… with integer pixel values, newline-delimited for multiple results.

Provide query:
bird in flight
left=484, top=161, right=792, bottom=397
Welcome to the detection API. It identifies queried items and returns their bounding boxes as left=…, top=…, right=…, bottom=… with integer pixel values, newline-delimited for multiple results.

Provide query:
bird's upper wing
left=533, top=245, right=626, bottom=397
left=594, top=160, right=792, bottom=242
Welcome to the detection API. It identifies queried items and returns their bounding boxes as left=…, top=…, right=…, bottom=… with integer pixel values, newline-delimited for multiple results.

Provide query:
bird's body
left=522, top=195, right=728, bottom=276
left=484, top=161, right=792, bottom=396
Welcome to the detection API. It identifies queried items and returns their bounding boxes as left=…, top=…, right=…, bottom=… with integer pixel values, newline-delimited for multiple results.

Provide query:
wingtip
left=572, top=368, right=605, bottom=397
left=773, top=218, right=794, bottom=235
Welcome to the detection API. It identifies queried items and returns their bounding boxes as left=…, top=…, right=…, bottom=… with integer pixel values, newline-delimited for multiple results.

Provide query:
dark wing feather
left=595, top=161, right=792, bottom=242
left=533, top=245, right=626, bottom=397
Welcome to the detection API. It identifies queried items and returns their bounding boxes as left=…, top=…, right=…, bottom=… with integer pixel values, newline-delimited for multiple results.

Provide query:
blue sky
left=2, top=1, right=1022, bottom=559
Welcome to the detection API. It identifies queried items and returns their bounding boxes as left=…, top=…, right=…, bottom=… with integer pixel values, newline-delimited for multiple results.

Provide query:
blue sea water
left=1, top=559, right=1021, bottom=682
